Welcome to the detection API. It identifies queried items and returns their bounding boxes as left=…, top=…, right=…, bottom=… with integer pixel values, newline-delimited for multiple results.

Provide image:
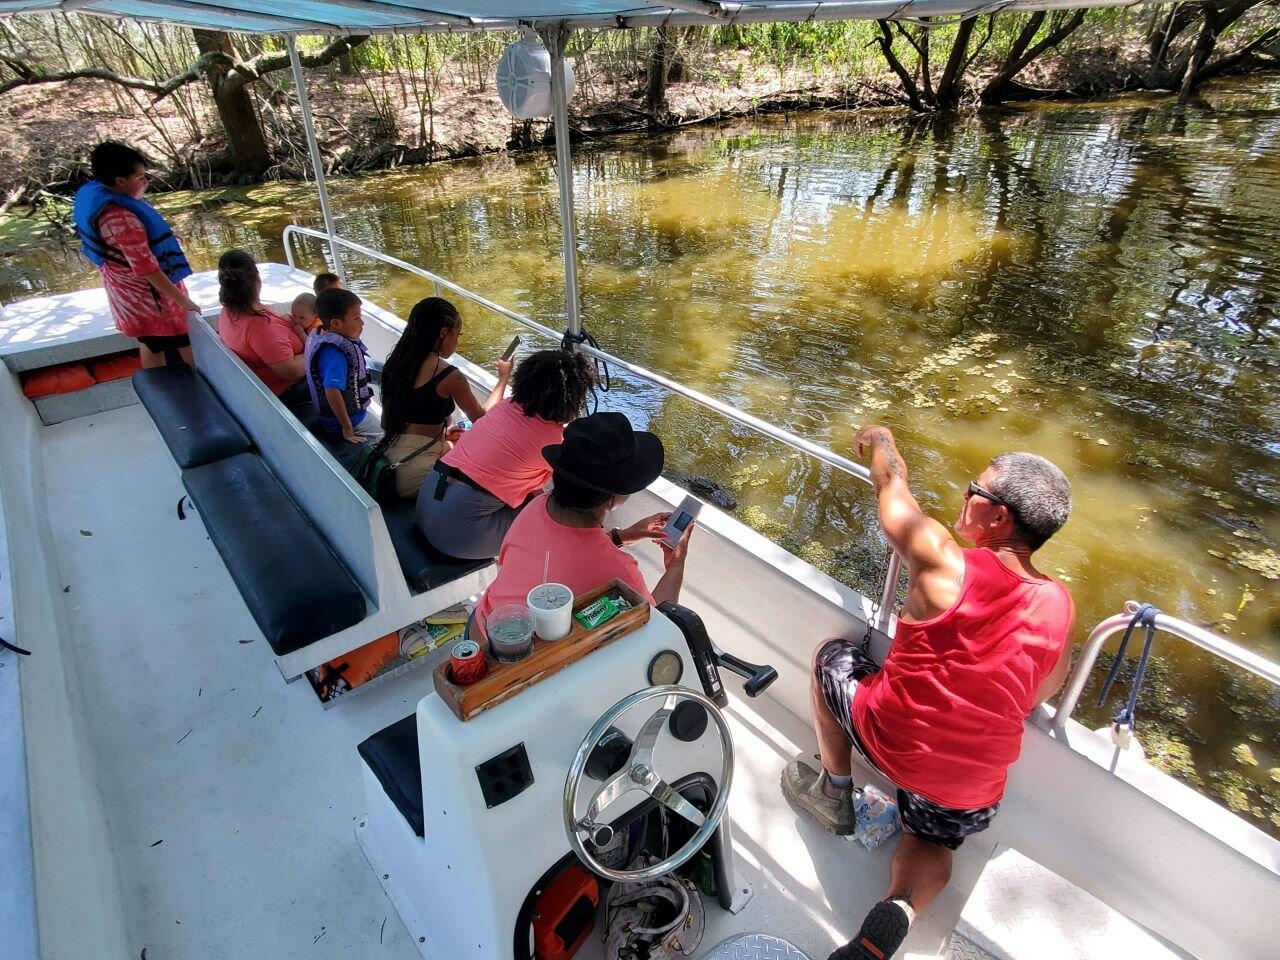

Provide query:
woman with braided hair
left=416, top=348, right=595, bottom=560
left=378, top=296, right=511, bottom=499
left=216, top=249, right=310, bottom=407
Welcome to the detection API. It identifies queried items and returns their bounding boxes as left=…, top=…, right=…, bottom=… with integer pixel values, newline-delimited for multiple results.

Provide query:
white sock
left=889, top=897, right=916, bottom=926
left=825, top=771, right=853, bottom=790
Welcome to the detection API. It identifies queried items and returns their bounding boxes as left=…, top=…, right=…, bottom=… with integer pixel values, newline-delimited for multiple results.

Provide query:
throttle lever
left=658, top=601, right=780, bottom=702
left=712, top=646, right=779, bottom=698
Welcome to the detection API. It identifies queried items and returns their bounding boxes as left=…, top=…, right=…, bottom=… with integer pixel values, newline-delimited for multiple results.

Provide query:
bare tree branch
left=0, top=36, right=365, bottom=100
left=982, top=10, right=1087, bottom=105
left=935, top=16, right=978, bottom=107
left=1010, top=9, right=1087, bottom=78
left=964, top=14, right=998, bottom=74
left=1194, top=25, right=1280, bottom=83
left=0, top=50, right=230, bottom=99
left=877, top=20, right=925, bottom=112
left=1178, top=0, right=1262, bottom=102
left=222, top=36, right=368, bottom=92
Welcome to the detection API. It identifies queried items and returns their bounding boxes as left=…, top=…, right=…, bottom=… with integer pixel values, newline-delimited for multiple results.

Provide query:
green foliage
left=712, top=21, right=880, bottom=73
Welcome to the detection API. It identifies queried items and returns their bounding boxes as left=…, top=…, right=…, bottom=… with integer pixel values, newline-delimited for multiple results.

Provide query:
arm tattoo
left=871, top=433, right=906, bottom=488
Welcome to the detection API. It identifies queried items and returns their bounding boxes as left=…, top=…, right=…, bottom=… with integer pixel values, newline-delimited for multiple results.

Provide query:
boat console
left=357, top=601, right=777, bottom=960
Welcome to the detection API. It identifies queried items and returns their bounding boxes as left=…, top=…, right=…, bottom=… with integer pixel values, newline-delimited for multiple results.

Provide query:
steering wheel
left=563, top=685, right=734, bottom=883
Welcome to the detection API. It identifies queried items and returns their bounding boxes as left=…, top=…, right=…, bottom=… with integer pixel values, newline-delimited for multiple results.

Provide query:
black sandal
left=829, top=900, right=911, bottom=960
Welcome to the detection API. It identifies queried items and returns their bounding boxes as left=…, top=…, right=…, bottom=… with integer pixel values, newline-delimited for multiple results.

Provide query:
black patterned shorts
left=815, top=637, right=999, bottom=850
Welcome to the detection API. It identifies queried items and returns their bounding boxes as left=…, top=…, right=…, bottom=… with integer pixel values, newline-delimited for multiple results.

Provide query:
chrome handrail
left=282, top=224, right=900, bottom=630
left=1054, top=600, right=1280, bottom=733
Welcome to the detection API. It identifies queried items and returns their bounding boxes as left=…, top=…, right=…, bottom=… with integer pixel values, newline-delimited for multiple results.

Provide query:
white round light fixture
left=496, top=33, right=576, bottom=119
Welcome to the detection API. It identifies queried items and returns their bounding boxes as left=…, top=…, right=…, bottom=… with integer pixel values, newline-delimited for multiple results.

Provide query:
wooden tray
left=433, top=579, right=650, bottom=721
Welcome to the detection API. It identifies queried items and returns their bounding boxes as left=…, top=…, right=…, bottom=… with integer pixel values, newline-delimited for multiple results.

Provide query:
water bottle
left=852, top=785, right=901, bottom=850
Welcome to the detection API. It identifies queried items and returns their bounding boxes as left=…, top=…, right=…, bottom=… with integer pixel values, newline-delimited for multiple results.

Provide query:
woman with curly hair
left=378, top=296, right=511, bottom=498
left=417, top=347, right=595, bottom=560
left=216, top=249, right=309, bottom=407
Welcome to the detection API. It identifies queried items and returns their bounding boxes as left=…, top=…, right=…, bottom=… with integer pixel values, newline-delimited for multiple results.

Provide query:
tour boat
left=2, top=4, right=1278, bottom=960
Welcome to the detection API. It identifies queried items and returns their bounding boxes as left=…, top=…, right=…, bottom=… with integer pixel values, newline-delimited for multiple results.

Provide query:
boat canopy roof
left=0, top=0, right=1159, bottom=37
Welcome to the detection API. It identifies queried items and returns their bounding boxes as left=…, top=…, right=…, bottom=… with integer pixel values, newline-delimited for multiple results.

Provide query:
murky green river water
left=3, top=77, right=1278, bottom=829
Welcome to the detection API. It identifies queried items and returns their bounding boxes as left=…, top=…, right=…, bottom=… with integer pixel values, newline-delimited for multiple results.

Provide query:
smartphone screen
left=501, top=335, right=521, bottom=362
left=663, top=496, right=702, bottom=545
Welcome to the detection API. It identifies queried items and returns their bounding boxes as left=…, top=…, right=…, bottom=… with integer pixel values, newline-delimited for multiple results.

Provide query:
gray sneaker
left=781, top=753, right=854, bottom=835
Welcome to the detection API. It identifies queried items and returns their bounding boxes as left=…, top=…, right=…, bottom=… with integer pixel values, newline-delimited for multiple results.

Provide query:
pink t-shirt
left=218, top=305, right=304, bottom=396
left=474, top=494, right=653, bottom=639
left=441, top=398, right=564, bottom=507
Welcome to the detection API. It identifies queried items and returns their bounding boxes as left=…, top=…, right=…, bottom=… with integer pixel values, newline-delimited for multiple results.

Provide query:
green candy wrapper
left=574, top=595, right=621, bottom=629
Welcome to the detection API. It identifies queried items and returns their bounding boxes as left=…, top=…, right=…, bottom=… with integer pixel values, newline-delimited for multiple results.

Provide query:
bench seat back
left=189, top=318, right=387, bottom=606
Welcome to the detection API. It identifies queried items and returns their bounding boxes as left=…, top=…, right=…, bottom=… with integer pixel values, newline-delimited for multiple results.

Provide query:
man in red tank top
left=782, top=426, right=1075, bottom=960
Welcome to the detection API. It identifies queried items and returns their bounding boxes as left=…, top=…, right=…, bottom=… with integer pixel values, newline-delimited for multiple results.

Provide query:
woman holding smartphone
left=379, top=297, right=512, bottom=499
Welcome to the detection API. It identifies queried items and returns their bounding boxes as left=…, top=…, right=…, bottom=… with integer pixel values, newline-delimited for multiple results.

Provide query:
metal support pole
left=540, top=23, right=582, bottom=339
left=876, top=551, right=901, bottom=635
left=287, top=36, right=346, bottom=285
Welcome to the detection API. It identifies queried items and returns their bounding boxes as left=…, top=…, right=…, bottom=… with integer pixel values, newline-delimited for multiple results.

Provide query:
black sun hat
left=542, top=412, right=664, bottom=496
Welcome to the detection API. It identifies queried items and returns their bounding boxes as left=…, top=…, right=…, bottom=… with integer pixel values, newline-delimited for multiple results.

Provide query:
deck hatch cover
left=476, top=743, right=534, bottom=808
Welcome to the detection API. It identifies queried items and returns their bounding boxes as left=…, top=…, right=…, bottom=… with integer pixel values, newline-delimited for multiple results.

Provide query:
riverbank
left=4, top=28, right=1278, bottom=202
left=2, top=48, right=892, bottom=195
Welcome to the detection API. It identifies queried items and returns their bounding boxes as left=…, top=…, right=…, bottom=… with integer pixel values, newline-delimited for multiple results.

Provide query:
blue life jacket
left=71, top=180, right=192, bottom=284
left=305, top=329, right=372, bottom=420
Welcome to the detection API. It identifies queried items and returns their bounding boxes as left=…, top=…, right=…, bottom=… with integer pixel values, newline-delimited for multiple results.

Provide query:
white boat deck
left=0, top=262, right=312, bottom=372
left=7, top=276, right=1270, bottom=960
left=36, top=401, right=972, bottom=959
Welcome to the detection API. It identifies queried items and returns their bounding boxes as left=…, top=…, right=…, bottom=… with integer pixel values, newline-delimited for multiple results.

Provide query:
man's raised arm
left=854, top=425, right=963, bottom=597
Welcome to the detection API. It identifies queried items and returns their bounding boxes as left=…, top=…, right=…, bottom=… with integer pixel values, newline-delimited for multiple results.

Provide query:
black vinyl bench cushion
left=183, top=452, right=367, bottom=655
left=380, top=498, right=493, bottom=595
left=358, top=714, right=423, bottom=837
left=133, top=365, right=253, bottom=468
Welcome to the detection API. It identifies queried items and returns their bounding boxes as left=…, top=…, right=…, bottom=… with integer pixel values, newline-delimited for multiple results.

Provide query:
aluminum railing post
left=540, top=23, right=583, bottom=340
left=876, top=551, right=901, bottom=635
left=287, top=36, right=347, bottom=286
left=1053, top=605, right=1280, bottom=734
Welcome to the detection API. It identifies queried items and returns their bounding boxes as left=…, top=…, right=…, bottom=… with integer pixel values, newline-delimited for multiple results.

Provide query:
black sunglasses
left=966, top=481, right=1011, bottom=510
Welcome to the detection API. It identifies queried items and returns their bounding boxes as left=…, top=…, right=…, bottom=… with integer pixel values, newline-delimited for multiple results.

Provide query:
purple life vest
left=304, top=329, right=372, bottom=419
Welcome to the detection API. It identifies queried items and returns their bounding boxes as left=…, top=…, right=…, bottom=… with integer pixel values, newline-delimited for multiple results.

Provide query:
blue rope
left=1096, top=602, right=1161, bottom=730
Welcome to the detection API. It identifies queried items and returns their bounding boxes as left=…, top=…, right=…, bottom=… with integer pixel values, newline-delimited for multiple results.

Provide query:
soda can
left=450, top=639, right=487, bottom=686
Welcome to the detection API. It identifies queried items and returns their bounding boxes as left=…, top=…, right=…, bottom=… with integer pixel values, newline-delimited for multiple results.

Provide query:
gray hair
left=987, top=452, right=1071, bottom=549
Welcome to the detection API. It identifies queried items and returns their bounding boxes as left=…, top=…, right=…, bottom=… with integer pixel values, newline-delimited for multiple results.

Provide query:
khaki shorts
left=385, top=433, right=448, bottom=499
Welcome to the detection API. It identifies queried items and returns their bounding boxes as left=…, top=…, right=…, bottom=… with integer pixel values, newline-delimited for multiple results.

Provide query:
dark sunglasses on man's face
left=966, top=481, right=1010, bottom=509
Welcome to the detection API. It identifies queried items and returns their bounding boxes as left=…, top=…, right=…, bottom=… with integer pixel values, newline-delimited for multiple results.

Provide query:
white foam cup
left=527, top=582, right=574, bottom=641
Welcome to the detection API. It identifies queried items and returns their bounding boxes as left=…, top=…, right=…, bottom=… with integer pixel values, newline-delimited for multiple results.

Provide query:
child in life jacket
left=290, top=292, right=321, bottom=341
left=305, top=288, right=382, bottom=468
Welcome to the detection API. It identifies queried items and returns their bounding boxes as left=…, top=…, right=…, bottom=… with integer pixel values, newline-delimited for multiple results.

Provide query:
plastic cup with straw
left=527, top=551, right=573, bottom=641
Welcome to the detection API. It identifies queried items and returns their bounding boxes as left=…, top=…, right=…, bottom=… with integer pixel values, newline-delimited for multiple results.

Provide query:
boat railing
left=1054, top=600, right=1280, bottom=733
left=282, top=223, right=901, bottom=632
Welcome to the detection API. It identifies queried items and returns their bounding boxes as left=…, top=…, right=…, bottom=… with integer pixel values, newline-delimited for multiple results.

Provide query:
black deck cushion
left=132, top=365, right=253, bottom=468
left=380, top=497, right=492, bottom=595
left=183, top=452, right=366, bottom=655
left=358, top=714, right=423, bottom=837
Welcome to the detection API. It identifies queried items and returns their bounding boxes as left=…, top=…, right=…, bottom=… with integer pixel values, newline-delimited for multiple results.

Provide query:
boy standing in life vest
left=305, top=287, right=382, bottom=468
left=72, top=141, right=201, bottom=367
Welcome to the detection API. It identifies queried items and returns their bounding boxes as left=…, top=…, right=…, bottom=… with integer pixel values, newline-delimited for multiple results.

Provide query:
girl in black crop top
left=378, top=296, right=512, bottom=498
